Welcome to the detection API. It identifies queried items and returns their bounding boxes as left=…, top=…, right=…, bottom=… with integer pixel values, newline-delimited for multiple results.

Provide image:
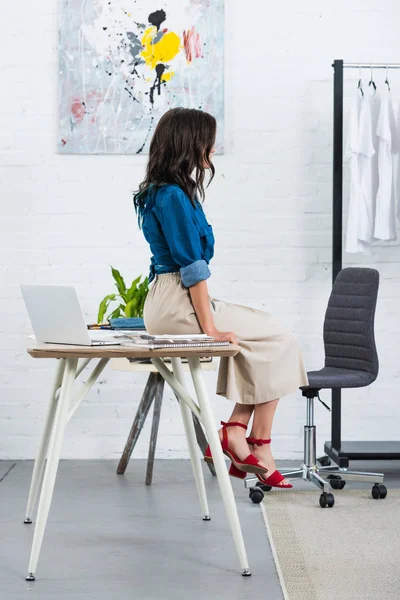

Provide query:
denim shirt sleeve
left=154, top=187, right=211, bottom=288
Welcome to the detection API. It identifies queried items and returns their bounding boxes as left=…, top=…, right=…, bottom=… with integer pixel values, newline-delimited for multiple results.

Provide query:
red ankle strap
left=247, top=437, right=271, bottom=446
left=220, top=422, right=248, bottom=449
left=221, top=421, right=247, bottom=431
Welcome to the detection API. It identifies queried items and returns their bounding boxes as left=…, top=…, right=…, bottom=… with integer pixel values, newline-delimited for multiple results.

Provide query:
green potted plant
left=97, top=266, right=149, bottom=323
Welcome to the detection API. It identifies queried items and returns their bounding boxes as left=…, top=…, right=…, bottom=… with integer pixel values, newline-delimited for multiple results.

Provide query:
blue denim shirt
left=140, top=184, right=215, bottom=288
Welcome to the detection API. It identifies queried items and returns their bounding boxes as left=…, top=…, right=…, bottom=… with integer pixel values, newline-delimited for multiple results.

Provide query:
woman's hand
left=206, top=328, right=238, bottom=345
left=188, top=280, right=238, bottom=345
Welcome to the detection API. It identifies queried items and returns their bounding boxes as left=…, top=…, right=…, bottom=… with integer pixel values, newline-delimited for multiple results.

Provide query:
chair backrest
left=323, top=267, right=379, bottom=377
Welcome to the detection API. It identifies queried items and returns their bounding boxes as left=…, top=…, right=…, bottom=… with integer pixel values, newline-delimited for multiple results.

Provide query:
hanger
left=368, top=64, right=377, bottom=91
left=385, top=65, right=390, bottom=91
left=357, top=65, right=364, bottom=96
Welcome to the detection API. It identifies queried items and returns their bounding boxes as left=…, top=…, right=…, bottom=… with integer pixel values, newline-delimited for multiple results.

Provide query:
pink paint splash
left=70, top=98, right=85, bottom=124
left=183, top=27, right=203, bottom=62
left=70, top=92, right=103, bottom=127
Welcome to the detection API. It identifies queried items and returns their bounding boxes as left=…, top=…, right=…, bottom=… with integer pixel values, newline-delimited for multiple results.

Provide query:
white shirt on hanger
left=374, top=83, right=397, bottom=241
left=393, top=101, right=400, bottom=224
left=344, top=84, right=379, bottom=255
left=357, top=83, right=379, bottom=246
left=345, top=87, right=365, bottom=253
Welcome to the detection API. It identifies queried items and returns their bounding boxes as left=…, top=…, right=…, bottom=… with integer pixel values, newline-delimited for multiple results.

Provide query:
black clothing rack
left=324, top=59, right=400, bottom=467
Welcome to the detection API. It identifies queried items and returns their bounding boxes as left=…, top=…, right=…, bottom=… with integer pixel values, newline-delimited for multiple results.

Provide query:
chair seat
left=300, top=366, right=377, bottom=390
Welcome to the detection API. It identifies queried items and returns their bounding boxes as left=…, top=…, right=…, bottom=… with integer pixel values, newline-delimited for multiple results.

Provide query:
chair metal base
left=245, top=463, right=384, bottom=493
left=244, top=395, right=385, bottom=497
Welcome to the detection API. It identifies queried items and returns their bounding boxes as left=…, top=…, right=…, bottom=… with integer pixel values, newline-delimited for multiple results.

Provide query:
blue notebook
left=109, top=317, right=145, bottom=330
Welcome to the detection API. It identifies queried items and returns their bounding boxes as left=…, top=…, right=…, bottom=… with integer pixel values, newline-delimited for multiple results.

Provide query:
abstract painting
left=58, top=0, right=224, bottom=154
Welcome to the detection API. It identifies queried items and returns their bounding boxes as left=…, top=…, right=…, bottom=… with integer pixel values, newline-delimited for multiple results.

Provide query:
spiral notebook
left=113, top=333, right=230, bottom=349
left=118, top=340, right=230, bottom=349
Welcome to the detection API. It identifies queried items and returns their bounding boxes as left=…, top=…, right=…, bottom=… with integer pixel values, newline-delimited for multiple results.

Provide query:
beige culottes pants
left=143, top=273, right=309, bottom=405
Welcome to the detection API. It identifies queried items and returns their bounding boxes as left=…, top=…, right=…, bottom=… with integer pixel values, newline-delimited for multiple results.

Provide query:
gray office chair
left=246, top=267, right=387, bottom=507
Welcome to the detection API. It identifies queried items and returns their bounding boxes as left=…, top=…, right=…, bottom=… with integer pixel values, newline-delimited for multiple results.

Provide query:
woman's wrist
left=203, top=325, right=218, bottom=336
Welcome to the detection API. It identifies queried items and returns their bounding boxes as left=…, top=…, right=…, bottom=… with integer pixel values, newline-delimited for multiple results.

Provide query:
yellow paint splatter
left=141, top=26, right=181, bottom=70
left=161, top=71, right=174, bottom=82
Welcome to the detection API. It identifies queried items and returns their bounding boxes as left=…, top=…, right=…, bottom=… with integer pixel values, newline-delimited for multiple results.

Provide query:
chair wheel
left=371, top=484, right=387, bottom=499
left=318, top=456, right=331, bottom=467
left=329, top=477, right=346, bottom=490
left=249, top=488, right=264, bottom=504
left=319, top=492, right=335, bottom=508
left=256, top=481, right=272, bottom=492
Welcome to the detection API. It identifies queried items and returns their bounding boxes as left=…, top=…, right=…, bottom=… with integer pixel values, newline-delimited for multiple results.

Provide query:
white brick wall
left=2, top=0, right=400, bottom=460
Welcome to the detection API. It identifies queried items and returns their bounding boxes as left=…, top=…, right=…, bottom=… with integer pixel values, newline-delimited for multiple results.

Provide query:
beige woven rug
left=261, top=489, right=400, bottom=600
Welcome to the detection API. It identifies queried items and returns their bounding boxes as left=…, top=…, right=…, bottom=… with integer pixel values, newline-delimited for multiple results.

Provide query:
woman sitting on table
left=133, top=108, right=309, bottom=488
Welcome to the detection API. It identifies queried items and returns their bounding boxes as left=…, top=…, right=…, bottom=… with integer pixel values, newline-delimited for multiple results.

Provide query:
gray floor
left=0, top=459, right=282, bottom=600
left=1, top=459, right=400, bottom=600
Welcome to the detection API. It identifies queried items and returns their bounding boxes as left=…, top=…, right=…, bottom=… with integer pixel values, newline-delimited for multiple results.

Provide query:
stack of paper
left=113, top=333, right=214, bottom=342
left=111, top=333, right=229, bottom=350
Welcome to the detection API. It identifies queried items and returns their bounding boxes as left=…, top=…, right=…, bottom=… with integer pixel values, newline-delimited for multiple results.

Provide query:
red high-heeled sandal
left=204, top=421, right=268, bottom=475
left=247, top=437, right=293, bottom=488
left=229, top=463, right=247, bottom=480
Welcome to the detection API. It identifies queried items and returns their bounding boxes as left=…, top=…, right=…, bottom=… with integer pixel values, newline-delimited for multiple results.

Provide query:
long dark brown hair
left=134, top=108, right=216, bottom=225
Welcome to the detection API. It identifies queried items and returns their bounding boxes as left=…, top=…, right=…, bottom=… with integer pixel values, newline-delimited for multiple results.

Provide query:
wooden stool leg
left=145, top=374, right=164, bottom=485
left=192, top=414, right=216, bottom=477
left=117, top=372, right=158, bottom=475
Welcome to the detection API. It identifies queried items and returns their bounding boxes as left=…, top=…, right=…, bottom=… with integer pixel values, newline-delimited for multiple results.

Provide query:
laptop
left=21, top=285, right=121, bottom=346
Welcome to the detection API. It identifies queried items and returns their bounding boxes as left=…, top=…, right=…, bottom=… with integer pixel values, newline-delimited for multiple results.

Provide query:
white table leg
left=188, top=357, right=251, bottom=576
left=67, top=358, right=109, bottom=421
left=170, top=358, right=210, bottom=521
left=25, top=358, right=78, bottom=581
left=150, top=358, right=201, bottom=419
left=24, top=359, right=66, bottom=524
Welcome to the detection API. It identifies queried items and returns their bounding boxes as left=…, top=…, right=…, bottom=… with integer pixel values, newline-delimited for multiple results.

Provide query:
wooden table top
left=26, top=340, right=241, bottom=360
